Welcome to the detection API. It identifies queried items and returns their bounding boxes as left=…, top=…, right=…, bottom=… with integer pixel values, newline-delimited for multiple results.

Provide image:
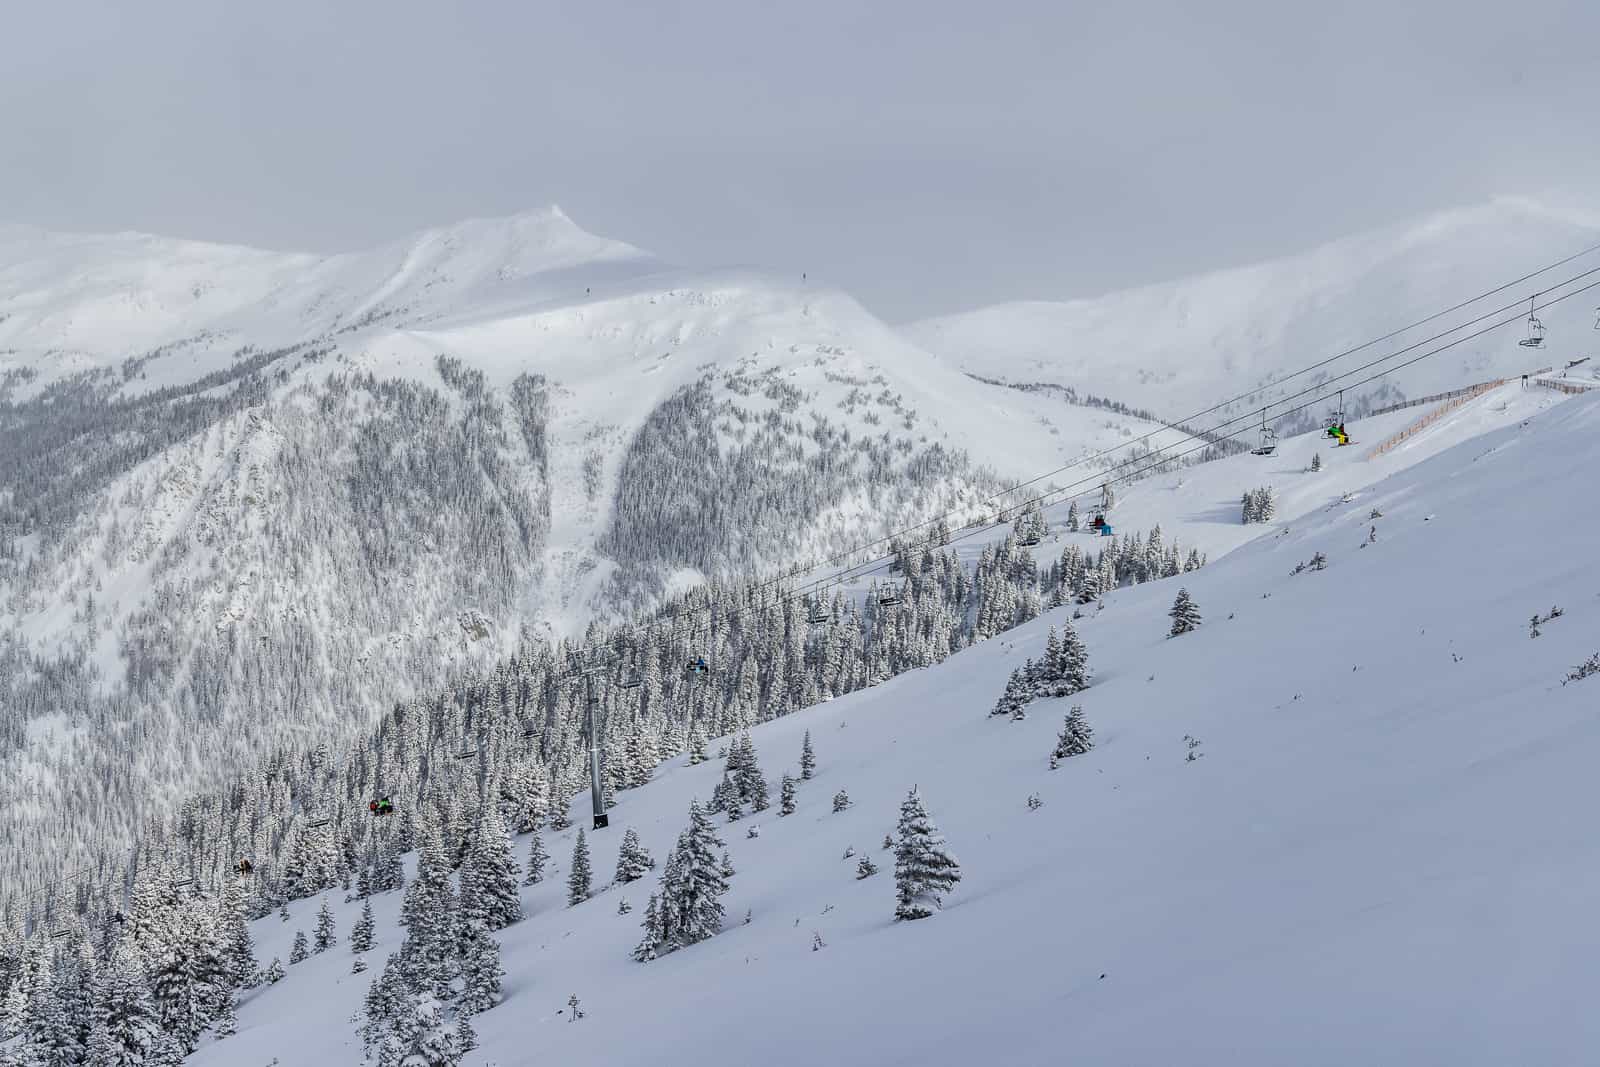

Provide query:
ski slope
left=193, top=388, right=1600, bottom=1067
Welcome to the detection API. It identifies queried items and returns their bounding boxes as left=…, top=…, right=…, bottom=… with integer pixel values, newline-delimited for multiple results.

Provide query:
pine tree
left=213, top=986, right=239, bottom=1039
left=893, top=787, right=962, bottom=920
left=220, top=881, right=260, bottom=989
left=1056, top=621, right=1090, bottom=694
left=351, top=900, right=376, bottom=954
left=550, top=797, right=574, bottom=831
left=617, top=897, right=632, bottom=915
left=734, top=735, right=771, bottom=811
left=375, top=833, right=405, bottom=893
left=314, top=898, right=337, bottom=953
left=1169, top=588, right=1202, bottom=637
left=990, top=666, right=1029, bottom=718
left=523, top=827, right=549, bottom=886
left=455, top=1013, right=478, bottom=1055
left=567, top=829, right=593, bottom=906
left=464, top=805, right=523, bottom=930
left=1311, top=452, right=1323, bottom=472
left=1051, top=706, right=1094, bottom=766
left=641, top=799, right=731, bottom=958
left=378, top=992, right=460, bottom=1067
left=832, top=789, right=851, bottom=812
left=800, top=730, right=817, bottom=780
left=686, top=722, right=709, bottom=765
left=515, top=773, right=548, bottom=834
left=147, top=900, right=228, bottom=1053
left=614, top=828, right=655, bottom=884
left=290, top=930, right=309, bottom=964
left=89, top=943, right=161, bottom=1067
left=264, top=958, right=285, bottom=984
left=457, top=925, right=504, bottom=1016
left=779, top=773, right=797, bottom=815
left=856, top=856, right=879, bottom=879
left=632, top=894, right=662, bottom=962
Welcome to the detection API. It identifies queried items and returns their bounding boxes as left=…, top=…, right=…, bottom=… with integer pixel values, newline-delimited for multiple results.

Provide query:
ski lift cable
left=999, top=277, right=1600, bottom=521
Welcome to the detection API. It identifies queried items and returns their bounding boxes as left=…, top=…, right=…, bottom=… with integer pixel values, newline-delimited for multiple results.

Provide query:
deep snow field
left=195, top=387, right=1600, bottom=1066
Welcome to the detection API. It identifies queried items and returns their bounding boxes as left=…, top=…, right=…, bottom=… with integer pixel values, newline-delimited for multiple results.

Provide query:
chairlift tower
left=571, top=650, right=612, bottom=830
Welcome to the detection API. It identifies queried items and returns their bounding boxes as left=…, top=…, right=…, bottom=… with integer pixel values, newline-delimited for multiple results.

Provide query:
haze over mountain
left=909, top=197, right=1600, bottom=432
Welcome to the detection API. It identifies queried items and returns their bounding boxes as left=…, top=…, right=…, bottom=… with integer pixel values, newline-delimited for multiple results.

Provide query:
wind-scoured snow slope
left=196, top=391, right=1600, bottom=1067
left=0, top=208, right=1178, bottom=896
left=907, top=197, right=1600, bottom=432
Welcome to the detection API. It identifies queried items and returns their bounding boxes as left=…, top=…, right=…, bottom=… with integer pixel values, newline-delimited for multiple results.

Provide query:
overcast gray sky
left=5, top=0, right=1598, bottom=320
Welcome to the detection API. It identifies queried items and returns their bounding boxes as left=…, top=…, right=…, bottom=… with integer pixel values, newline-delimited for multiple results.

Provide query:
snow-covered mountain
left=908, top=197, right=1600, bottom=432
left=145, top=385, right=1600, bottom=1066
left=0, top=209, right=1179, bottom=895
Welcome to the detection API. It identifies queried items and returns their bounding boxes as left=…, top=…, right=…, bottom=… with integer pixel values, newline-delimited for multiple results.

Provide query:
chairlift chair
left=878, top=590, right=901, bottom=607
left=1017, top=532, right=1041, bottom=547
left=807, top=608, right=831, bottom=625
left=1519, top=296, right=1545, bottom=348
left=621, top=673, right=643, bottom=689
left=1250, top=408, right=1278, bottom=456
left=685, top=657, right=709, bottom=677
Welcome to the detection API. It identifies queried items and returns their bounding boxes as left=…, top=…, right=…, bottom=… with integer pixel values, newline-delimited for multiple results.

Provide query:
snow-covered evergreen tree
left=1169, top=588, right=1202, bottom=637
left=686, top=722, right=709, bottom=765
left=290, top=930, right=309, bottom=964
left=637, top=800, right=730, bottom=960
left=779, top=773, right=797, bottom=815
left=351, top=900, right=376, bottom=954
left=856, top=856, right=879, bottom=879
left=614, top=828, right=655, bottom=884
left=567, top=829, right=593, bottom=906
left=523, top=827, right=548, bottom=886
left=456, top=925, right=504, bottom=1016
left=88, top=942, right=160, bottom=1066
left=1311, top=452, right=1323, bottom=472
left=463, top=805, right=523, bottom=930
left=893, top=786, right=962, bottom=920
left=832, top=789, right=851, bottom=813
left=314, top=898, right=337, bottom=953
left=800, top=730, right=817, bottom=780
left=1051, top=706, right=1094, bottom=766
left=632, top=894, right=662, bottom=963
left=990, top=666, right=1029, bottom=718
